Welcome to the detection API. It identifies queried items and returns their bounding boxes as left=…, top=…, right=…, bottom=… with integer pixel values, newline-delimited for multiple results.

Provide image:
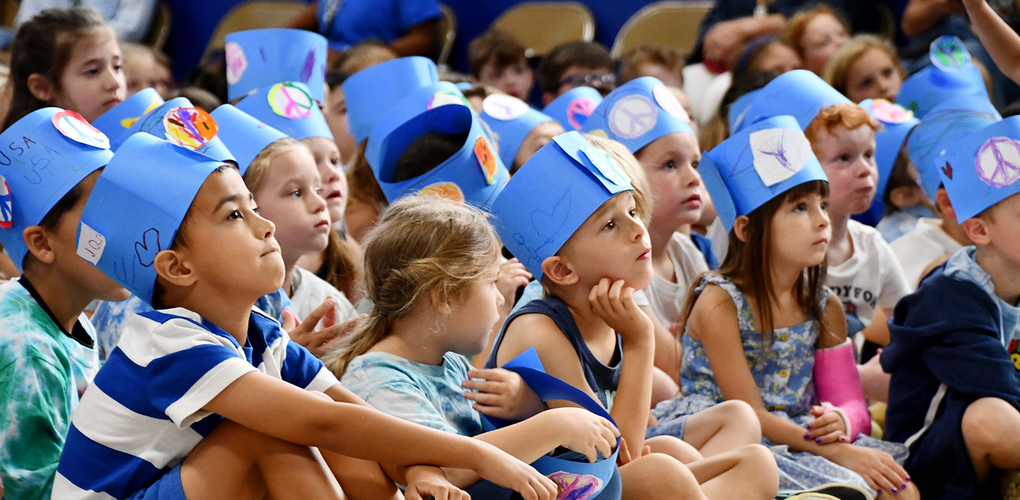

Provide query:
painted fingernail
left=892, top=487, right=898, bottom=494
left=815, top=438, right=822, bottom=443
left=805, top=424, right=812, bottom=429
left=877, top=489, right=882, bottom=494
left=804, top=433, right=811, bottom=439
left=902, top=484, right=907, bottom=489
left=906, top=476, right=911, bottom=482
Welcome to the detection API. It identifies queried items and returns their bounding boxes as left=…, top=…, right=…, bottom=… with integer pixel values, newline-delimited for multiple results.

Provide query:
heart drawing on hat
left=941, top=162, right=953, bottom=180
left=135, top=228, right=162, bottom=267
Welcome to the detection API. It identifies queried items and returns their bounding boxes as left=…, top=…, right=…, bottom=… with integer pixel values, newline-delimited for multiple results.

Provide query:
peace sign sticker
left=870, top=99, right=913, bottom=124
left=749, top=128, right=812, bottom=187
left=268, top=82, right=314, bottom=119
left=0, top=176, right=12, bottom=229
left=163, top=107, right=219, bottom=150
left=653, top=85, right=691, bottom=123
left=52, top=110, right=110, bottom=150
left=474, top=136, right=498, bottom=185
left=608, top=95, right=657, bottom=140
left=483, top=94, right=529, bottom=121
left=976, top=136, right=1020, bottom=188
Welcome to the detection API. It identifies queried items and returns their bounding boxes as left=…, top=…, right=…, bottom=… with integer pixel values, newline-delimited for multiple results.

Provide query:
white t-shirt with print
left=889, top=218, right=964, bottom=291
left=290, top=266, right=358, bottom=325
left=645, top=232, right=710, bottom=327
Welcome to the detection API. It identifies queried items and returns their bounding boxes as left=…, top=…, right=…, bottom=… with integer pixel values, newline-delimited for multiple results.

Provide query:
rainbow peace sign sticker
left=52, top=110, right=110, bottom=149
left=268, top=82, right=314, bottom=119
left=0, top=176, right=12, bottom=229
left=976, top=136, right=1020, bottom=188
left=163, top=107, right=219, bottom=150
left=870, top=99, right=913, bottom=124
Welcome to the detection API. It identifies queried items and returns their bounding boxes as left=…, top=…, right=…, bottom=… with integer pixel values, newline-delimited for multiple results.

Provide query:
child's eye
left=602, top=220, right=616, bottom=231
left=838, top=154, right=851, bottom=162
left=629, top=207, right=639, bottom=218
left=794, top=203, right=807, bottom=212
left=691, top=161, right=699, bottom=170
left=864, top=151, right=874, bottom=159
left=315, top=187, right=323, bottom=195
left=821, top=201, right=829, bottom=211
left=290, top=189, right=301, bottom=197
left=253, top=206, right=261, bottom=215
left=229, top=209, right=243, bottom=220
left=663, top=160, right=676, bottom=171
left=882, top=68, right=894, bottom=78
left=330, top=156, right=341, bottom=167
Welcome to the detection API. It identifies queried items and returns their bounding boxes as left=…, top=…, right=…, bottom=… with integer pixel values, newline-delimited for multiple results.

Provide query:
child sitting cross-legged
left=51, top=133, right=559, bottom=500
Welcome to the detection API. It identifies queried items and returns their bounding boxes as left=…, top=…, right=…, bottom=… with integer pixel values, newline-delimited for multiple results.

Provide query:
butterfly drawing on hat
left=749, top=128, right=812, bottom=186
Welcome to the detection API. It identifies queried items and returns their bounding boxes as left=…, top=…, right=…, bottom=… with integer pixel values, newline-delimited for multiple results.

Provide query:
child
left=824, top=36, right=905, bottom=104
left=53, top=132, right=558, bottom=500
left=0, top=109, right=129, bottom=500
left=323, top=70, right=358, bottom=166
left=651, top=115, right=913, bottom=498
left=857, top=98, right=924, bottom=236
left=618, top=45, right=686, bottom=87
left=731, top=36, right=802, bottom=80
left=479, top=93, right=564, bottom=174
left=780, top=5, right=851, bottom=77
left=881, top=116, right=1020, bottom=499
left=121, top=42, right=173, bottom=99
left=537, top=41, right=615, bottom=104
left=468, top=30, right=534, bottom=100
left=3, top=8, right=125, bottom=129
left=489, top=131, right=780, bottom=500
left=328, top=195, right=623, bottom=497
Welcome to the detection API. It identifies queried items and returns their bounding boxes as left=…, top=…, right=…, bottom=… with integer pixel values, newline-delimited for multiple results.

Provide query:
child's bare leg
left=681, top=400, right=762, bottom=456
left=180, top=419, right=343, bottom=500
left=651, top=367, right=680, bottom=407
left=963, top=397, right=1020, bottom=482
left=620, top=453, right=708, bottom=500
left=875, top=482, right=919, bottom=500
left=321, top=450, right=401, bottom=500
left=645, top=435, right=703, bottom=464
left=686, top=444, right=778, bottom=500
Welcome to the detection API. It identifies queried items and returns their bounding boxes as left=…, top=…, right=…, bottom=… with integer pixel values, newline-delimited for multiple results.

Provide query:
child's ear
left=430, top=287, right=453, bottom=315
left=541, top=256, right=578, bottom=286
left=961, top=217, right=991, bottom=246
left=26, top=73, right=55, bottom=102
left=542, top=92, right=556, bottom=107
left=22, top=225, right=56, bottom=264
left=889, top=185, right=926, bottom=209
left=152, top=249, right=198, bottom=288
left=732, top=216, right=750, bottom=243
left=935, top=188, right=958, bottom=223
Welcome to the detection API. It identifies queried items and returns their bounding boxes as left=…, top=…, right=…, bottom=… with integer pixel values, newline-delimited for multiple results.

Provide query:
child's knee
left=735, top=444, right=778, bottom=475
left=715, top=400, right=761, bottom=435
left=962, top=398, right=1020, bottom=449
left=626, top=453, right=700, bottom=490
left=646, top=435, right=702, bottom=463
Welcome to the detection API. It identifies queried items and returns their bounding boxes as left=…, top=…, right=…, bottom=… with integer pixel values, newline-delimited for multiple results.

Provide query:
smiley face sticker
left=52, top=110, right=110, bottom=149
left=268, top=82, right=314, bottom=119
left=418, top=181, right=465, bottom=204
left=163, top=107, right=219, bottom=150
left=474, top=136, right=498, bottom=185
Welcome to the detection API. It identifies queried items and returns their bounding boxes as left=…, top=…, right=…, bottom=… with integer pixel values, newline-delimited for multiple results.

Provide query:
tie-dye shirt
left=0, top=279, right=99, bottom=500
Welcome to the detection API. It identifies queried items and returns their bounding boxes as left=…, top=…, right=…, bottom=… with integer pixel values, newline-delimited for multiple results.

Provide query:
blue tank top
left=485, top=297, right=622, bottom=410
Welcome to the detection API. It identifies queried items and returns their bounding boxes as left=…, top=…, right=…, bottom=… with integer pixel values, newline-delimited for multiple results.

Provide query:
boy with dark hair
left=537, top=41, right=615, bottom=105
left=468, top=30, right=534, bottom=100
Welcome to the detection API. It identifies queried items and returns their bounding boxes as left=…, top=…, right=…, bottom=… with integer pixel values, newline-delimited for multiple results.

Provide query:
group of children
left=3, top=4, right=1020, bottom=500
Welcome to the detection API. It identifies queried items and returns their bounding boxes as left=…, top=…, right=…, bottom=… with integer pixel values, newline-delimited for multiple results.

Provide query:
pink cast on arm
left=813, top=339, right=871, bottom=441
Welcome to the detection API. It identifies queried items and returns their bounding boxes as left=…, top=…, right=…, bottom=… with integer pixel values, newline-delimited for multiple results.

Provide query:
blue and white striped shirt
left=51, top=306, right=338, bottom=500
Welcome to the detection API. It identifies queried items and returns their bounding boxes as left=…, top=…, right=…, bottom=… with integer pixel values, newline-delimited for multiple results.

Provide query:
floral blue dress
left=647, top=274, right=907, bottom=496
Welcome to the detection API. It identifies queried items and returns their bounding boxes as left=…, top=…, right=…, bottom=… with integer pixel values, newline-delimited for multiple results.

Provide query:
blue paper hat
left=366, top=83, right=508, bottom=208
left=479, top=94, right=558, bottom=168
left=210, top=104, right=288, bottom=175
left=728, top=89, right=760, bottom=133
left=236, top=81, right=333, bottom=141
left=78, top=133, right=225, bottom=304
left=490, top=131, right=633, bottom=280
left=119, top=97, right=234, bottom=162
left=860, top=99, right=919, bottom=200
left=0, top=108, right=113, bottom=271
left=91, top=88, right=164, bottom=149
left=940, top=116, right=1020, bottom=220
left=699, top=115, right=828, bottom=232
left=897, top=36, right=989, bottom=119
left=341, top=57, right=439, bottom=144
left=225, top=28, right=328, bottom=101
left=542, top=86, right=603, bottom=132
left=906, top=95, right=1001, bottom=199
left=735, top=70, right=851, bottom=133
left=580, top=77, right=694, bottom=153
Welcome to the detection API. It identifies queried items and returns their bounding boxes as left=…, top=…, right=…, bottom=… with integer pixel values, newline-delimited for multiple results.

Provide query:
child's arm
left=812, top=294, right=871, bottom=442
left=901, top=0, right=966, bottom=37
left=859, top=306, right=891, bottom=347
left=462, top=368, right=546, bottom=421
left=204, top=372, right=558, bottom=500
left=691, top=285, right=909, bottom=493
left=963, top=0, right=1020, bottom=84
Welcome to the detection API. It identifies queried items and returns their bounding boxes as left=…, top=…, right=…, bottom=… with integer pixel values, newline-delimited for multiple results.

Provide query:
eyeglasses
left=559, top=72, right=617, bottom=92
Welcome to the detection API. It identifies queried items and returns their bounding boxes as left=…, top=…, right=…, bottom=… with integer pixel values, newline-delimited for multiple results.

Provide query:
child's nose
left=257, top=213, right=276, bottom=239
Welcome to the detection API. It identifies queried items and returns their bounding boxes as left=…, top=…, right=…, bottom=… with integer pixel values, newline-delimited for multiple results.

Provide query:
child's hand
left=588, top=278, right=653, bottom=346
left=615, top=437, right=651, bottom=466
left=496, top=258, right=531, bottom=315
left=805, top=405, right=848, bottom=445
left=283, top=297, right=367, bottom=357
left=462, top=368, right=546, bottom=421
left=829, top=445, right=911, bottom=495
left=472, top=442, right=559, bottom=500
left=403, top=465, right=469, bottom=500
left=549, top=407, right=620, bottom=463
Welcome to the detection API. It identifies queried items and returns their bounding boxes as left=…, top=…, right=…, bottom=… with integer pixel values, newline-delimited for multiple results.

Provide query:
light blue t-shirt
left=341, top=351, right=485, bottom=437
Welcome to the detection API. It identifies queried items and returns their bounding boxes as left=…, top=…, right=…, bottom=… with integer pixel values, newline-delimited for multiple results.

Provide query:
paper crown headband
left=225, top=28, right=328, bottom=101
left=479, top=94, right=558, bottom=168
left=581, top=77, right=694, bottom=153
left=859, top=99, right=919, bottom=203
left=542, top=86, right=603, bottom=132
left=342, top=57, right=439, bottom=144
left=115, top=96, right=235, bottom=163
left=78, top=133, right=226, bottom=304
left=235, top=81, right=333, bottom=141
left=491, top=131, right=633, bottom=280
left=728, top=89, right=760, bottom=133
left=939, top=116, right=1020, bottom=220
left=479, top=347, right=619, bottom=500
left=0, top=108, right=114, bottom=271
left=734, top=70, right=851, bottom=133
left=907, top=95, right=1001, bottom=199
left=91, top=88, right=164, bottom=149
left=366, top=82, right=508, bottom=208
left=210, top=104, right=288, bottom=175
left=897, top=36, right=989, bottom=119
left=699, top=115, right=828, bottom=232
